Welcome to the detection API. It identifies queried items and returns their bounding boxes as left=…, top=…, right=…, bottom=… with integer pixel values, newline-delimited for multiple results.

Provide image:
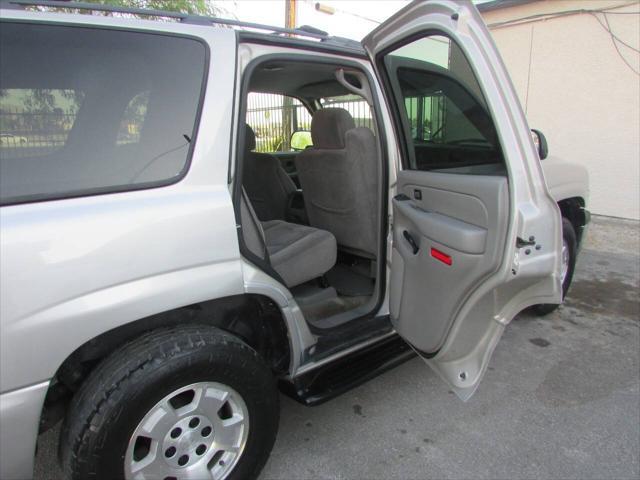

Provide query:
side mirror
left=531, top=129, right=549, bottom=160
left=290, top=130, right=312, bottom=151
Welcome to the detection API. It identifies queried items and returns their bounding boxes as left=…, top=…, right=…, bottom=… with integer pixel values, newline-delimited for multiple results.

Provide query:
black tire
left=534, top=217, right=578, bottom=315
left=59, top=325, right=279, bottom=480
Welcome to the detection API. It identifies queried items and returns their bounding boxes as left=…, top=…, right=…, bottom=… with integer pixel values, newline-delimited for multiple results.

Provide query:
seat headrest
left=311, top=108, right=356, bottom=149
left=245, top=123, right=256, bottom=151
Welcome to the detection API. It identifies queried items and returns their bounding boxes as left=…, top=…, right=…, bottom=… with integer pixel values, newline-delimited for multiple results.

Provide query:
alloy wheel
left=125, top=382, right=249, bottom=480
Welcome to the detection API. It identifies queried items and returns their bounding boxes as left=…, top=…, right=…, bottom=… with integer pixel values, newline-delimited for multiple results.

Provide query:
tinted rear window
left=0, top=23, right=207, bottom=204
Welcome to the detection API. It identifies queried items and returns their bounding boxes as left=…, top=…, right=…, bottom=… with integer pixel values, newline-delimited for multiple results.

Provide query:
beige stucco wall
left=482, top=0, right=640, bottom=219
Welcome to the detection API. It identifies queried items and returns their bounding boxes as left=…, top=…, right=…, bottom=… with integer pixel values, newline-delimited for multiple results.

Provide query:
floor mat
left=325, top=263, right=375, bottom=297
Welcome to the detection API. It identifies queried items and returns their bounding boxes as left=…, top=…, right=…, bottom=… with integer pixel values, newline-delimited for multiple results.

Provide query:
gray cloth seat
left=243, top=124, right=296, bottom=221
left=262, top=219, right=336, bottom=288
left=295, top=108, right=379, bottom=258
left=239, top=189, right=336, bottom=288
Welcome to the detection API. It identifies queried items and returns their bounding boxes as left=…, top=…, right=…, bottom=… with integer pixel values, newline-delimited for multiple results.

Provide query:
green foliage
left=84, top=0, right=220, bottom=16
left=260, top=135, right=284, bottom=153
left=0, top=89, right=84, bottom=137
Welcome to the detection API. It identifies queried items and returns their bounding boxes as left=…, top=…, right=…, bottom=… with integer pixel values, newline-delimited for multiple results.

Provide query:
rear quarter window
left=0, top=22, right=207, bottom=205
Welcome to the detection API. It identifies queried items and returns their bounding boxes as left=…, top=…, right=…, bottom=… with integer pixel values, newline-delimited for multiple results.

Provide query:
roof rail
left=1, top=0, right=330, bottom=40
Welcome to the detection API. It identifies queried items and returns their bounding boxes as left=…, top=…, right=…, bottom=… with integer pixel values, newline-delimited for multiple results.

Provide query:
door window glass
left=383, top=34, right=504, bottom=172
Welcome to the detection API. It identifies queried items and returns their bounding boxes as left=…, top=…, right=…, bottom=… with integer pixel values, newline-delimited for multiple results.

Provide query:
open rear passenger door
left=363, top=0, right=562, bottom=399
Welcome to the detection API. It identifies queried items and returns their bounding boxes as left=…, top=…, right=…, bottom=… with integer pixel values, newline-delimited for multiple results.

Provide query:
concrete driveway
left=34, top=216, right=639, bottom=480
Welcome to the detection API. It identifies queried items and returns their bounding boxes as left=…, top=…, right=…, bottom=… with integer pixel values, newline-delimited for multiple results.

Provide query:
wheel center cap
left=161, top=415, right=215, bottom=468
left=177, top=429, right=201, bottom=450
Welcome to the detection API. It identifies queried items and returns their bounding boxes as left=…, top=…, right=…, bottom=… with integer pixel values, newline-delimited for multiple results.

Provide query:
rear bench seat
left=240, top=189, right=336, bottom=288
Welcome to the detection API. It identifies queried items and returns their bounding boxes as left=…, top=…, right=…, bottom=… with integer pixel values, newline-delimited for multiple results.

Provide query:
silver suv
left=0, top=1, right=589, bottom=479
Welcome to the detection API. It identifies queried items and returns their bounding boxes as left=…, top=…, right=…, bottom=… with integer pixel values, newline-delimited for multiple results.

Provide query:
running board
left=279, top=335, right=415, bottom=406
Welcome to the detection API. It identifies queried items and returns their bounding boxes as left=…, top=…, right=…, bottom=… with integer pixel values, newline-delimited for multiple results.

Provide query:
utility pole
left=285, top=0, right=296, bottom=30
left=282, top=0, right=296, bottom=150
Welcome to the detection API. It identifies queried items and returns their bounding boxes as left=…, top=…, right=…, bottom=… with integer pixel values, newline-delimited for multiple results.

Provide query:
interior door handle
left=403, top=230, right=419, bottom=254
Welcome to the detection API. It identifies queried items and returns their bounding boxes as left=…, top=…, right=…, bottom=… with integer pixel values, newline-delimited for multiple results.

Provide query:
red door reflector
left=431, top=247, right=452, bottom=266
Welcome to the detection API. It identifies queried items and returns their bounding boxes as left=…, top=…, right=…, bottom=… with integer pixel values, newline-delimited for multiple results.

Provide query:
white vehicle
left=0, top=1, right=589, bottom=479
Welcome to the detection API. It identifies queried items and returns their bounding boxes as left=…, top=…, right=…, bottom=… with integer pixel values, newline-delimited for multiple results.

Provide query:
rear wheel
left=534, top=217, right=577, bottom=315
left=60, top=325, right=279, bottom=480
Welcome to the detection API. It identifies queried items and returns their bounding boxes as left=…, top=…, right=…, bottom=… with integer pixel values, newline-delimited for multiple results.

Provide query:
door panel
left=391, top=170, right=508, bottom=354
